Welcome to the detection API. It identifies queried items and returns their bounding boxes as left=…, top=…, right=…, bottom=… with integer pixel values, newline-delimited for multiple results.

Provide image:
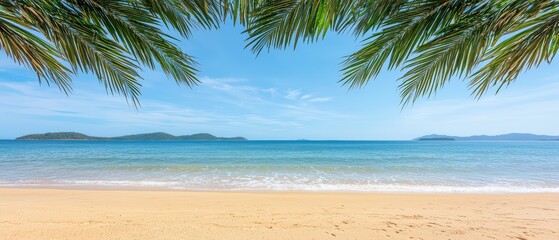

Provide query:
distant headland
left=15, top=132, right=247, bottom=141
left=415, top=133, right=559, bottom=141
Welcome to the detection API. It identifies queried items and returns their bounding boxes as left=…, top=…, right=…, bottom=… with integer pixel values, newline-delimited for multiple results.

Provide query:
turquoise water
left=1, top=140, right=558, bottom=192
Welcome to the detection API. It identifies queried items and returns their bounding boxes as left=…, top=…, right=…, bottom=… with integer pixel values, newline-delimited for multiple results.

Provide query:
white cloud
left=201, top=77, right=258, bottom=96
left=262, top=88, right=278, bottom=97
left=309, top=97, right=331, bottom=103
left=284, top=89, right=332, bottom=103
left=285, top=89, right=301, bottom=100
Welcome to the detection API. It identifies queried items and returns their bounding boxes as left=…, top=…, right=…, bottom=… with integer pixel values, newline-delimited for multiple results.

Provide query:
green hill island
left=16, top=132, right=247, bottom=141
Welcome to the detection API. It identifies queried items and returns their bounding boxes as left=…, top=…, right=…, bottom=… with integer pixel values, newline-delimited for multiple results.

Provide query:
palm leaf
left=470, top=2, right=559, bottom=98
left=0, top=0, right=219, bottom=106
left=341, top=0, right=468, bottom=89
left=244, top=0, right=353, bottom=54
left=238, top=0, right=559, bottom=105
left=0, top=5, right=72, bottom=92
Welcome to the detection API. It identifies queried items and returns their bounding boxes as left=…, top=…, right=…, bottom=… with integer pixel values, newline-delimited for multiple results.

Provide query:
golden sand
left=0, top=188, right=558, bottom=240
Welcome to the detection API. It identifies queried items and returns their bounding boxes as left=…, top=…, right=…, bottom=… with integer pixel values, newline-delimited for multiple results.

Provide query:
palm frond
left=0, top=6, right=73, bottom=92
left=244, top=0, right=353, bottom=54
left=0, top=0, right=217, bottom=106
left=470, top=1, right=559, bottom=98
left=220, top=0, right=261, bottom=25
left=141, top=0, right=221, bottom=37
left=335, top=0, right=405, bottom=35
left=71, top=0, right=199, bottom=87
left=237, top=0, right=559, bottom=105
left=341, top=0, right=470, bottom=89
left=397, top=1, right=496, bottom=105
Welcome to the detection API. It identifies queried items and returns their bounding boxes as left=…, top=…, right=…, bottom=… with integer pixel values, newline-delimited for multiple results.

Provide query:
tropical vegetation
left=1, top=0, right=558, bottom=105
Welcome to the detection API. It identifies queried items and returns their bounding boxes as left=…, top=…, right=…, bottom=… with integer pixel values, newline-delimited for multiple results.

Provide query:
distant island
left=417, top=137, right=455, bottom=141
left=16, top=132, right=247, bottom=141
left=414, top=133, right=559, bottom=141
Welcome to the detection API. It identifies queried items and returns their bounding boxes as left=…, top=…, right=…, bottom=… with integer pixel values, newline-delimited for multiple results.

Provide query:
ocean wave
left=99, top=165, right=470, bottom=173
left=1, top=179, right=558, bottom=193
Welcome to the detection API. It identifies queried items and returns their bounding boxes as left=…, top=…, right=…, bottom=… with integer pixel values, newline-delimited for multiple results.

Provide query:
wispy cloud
left=202, top=77, right=257, bottom=95
left=0, top=76, right=350, bottom=138
left=262, top=88, right=279, bottom=97
left=285, top=89, right=302, bottom=100
left=284, top=89, right=332, bottom=103
left=309, top=97, right=331, bottom=103
left=197, top=77, right=342, bottom=118
left=300, top=94, right=312, bottom=100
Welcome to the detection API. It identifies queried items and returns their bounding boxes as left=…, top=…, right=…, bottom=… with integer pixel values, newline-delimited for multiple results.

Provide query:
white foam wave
left=1, top=179, right=558, bottom=193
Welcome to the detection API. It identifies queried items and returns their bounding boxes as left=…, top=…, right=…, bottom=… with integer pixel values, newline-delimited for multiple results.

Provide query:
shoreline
left=2, top=185, right=559, bottom=194
left=3, top=186, right=559, bottom=195
left=2, top=188, right=558, bottom=239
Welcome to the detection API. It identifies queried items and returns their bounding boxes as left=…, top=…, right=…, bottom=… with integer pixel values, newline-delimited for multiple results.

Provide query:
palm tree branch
left=244, top=0, right=353, bottom=54
left=470, top=5, right=559, bottom=98
left=12, top=1, right=143, bottom=105
left=77, top=0, right=200, bottom=87
left=340, top=0, right=471, bottom=89
left=0, top=9, right=73, bottom=93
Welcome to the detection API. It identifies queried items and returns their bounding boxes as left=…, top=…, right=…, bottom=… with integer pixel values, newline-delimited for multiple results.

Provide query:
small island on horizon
left=15, top=132, right=247, bottom=141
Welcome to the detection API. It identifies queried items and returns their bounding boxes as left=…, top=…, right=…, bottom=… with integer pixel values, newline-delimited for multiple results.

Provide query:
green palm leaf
left=0, top=5, right=72, bottom=92
left=471, top=2, right=559, bottom=98
left=0, top=0, right=220, bottom=106
left=244, top=0, right=353, bottom=54
left=237, top=0, right=559, bottom=105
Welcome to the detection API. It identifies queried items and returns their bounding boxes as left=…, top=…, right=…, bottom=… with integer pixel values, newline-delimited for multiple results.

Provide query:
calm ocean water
left=1, top=140, right=558, bottom=193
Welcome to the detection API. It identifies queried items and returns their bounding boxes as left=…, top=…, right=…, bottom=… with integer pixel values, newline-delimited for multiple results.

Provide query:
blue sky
left=1, top=24, right=559, bottom=140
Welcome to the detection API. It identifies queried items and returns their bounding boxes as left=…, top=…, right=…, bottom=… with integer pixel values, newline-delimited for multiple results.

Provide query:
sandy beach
left=0, top=188, right=557, bottom=240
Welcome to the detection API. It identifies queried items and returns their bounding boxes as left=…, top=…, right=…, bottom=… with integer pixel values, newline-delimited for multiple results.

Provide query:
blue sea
left=1, top=140, right=558, bottom=193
